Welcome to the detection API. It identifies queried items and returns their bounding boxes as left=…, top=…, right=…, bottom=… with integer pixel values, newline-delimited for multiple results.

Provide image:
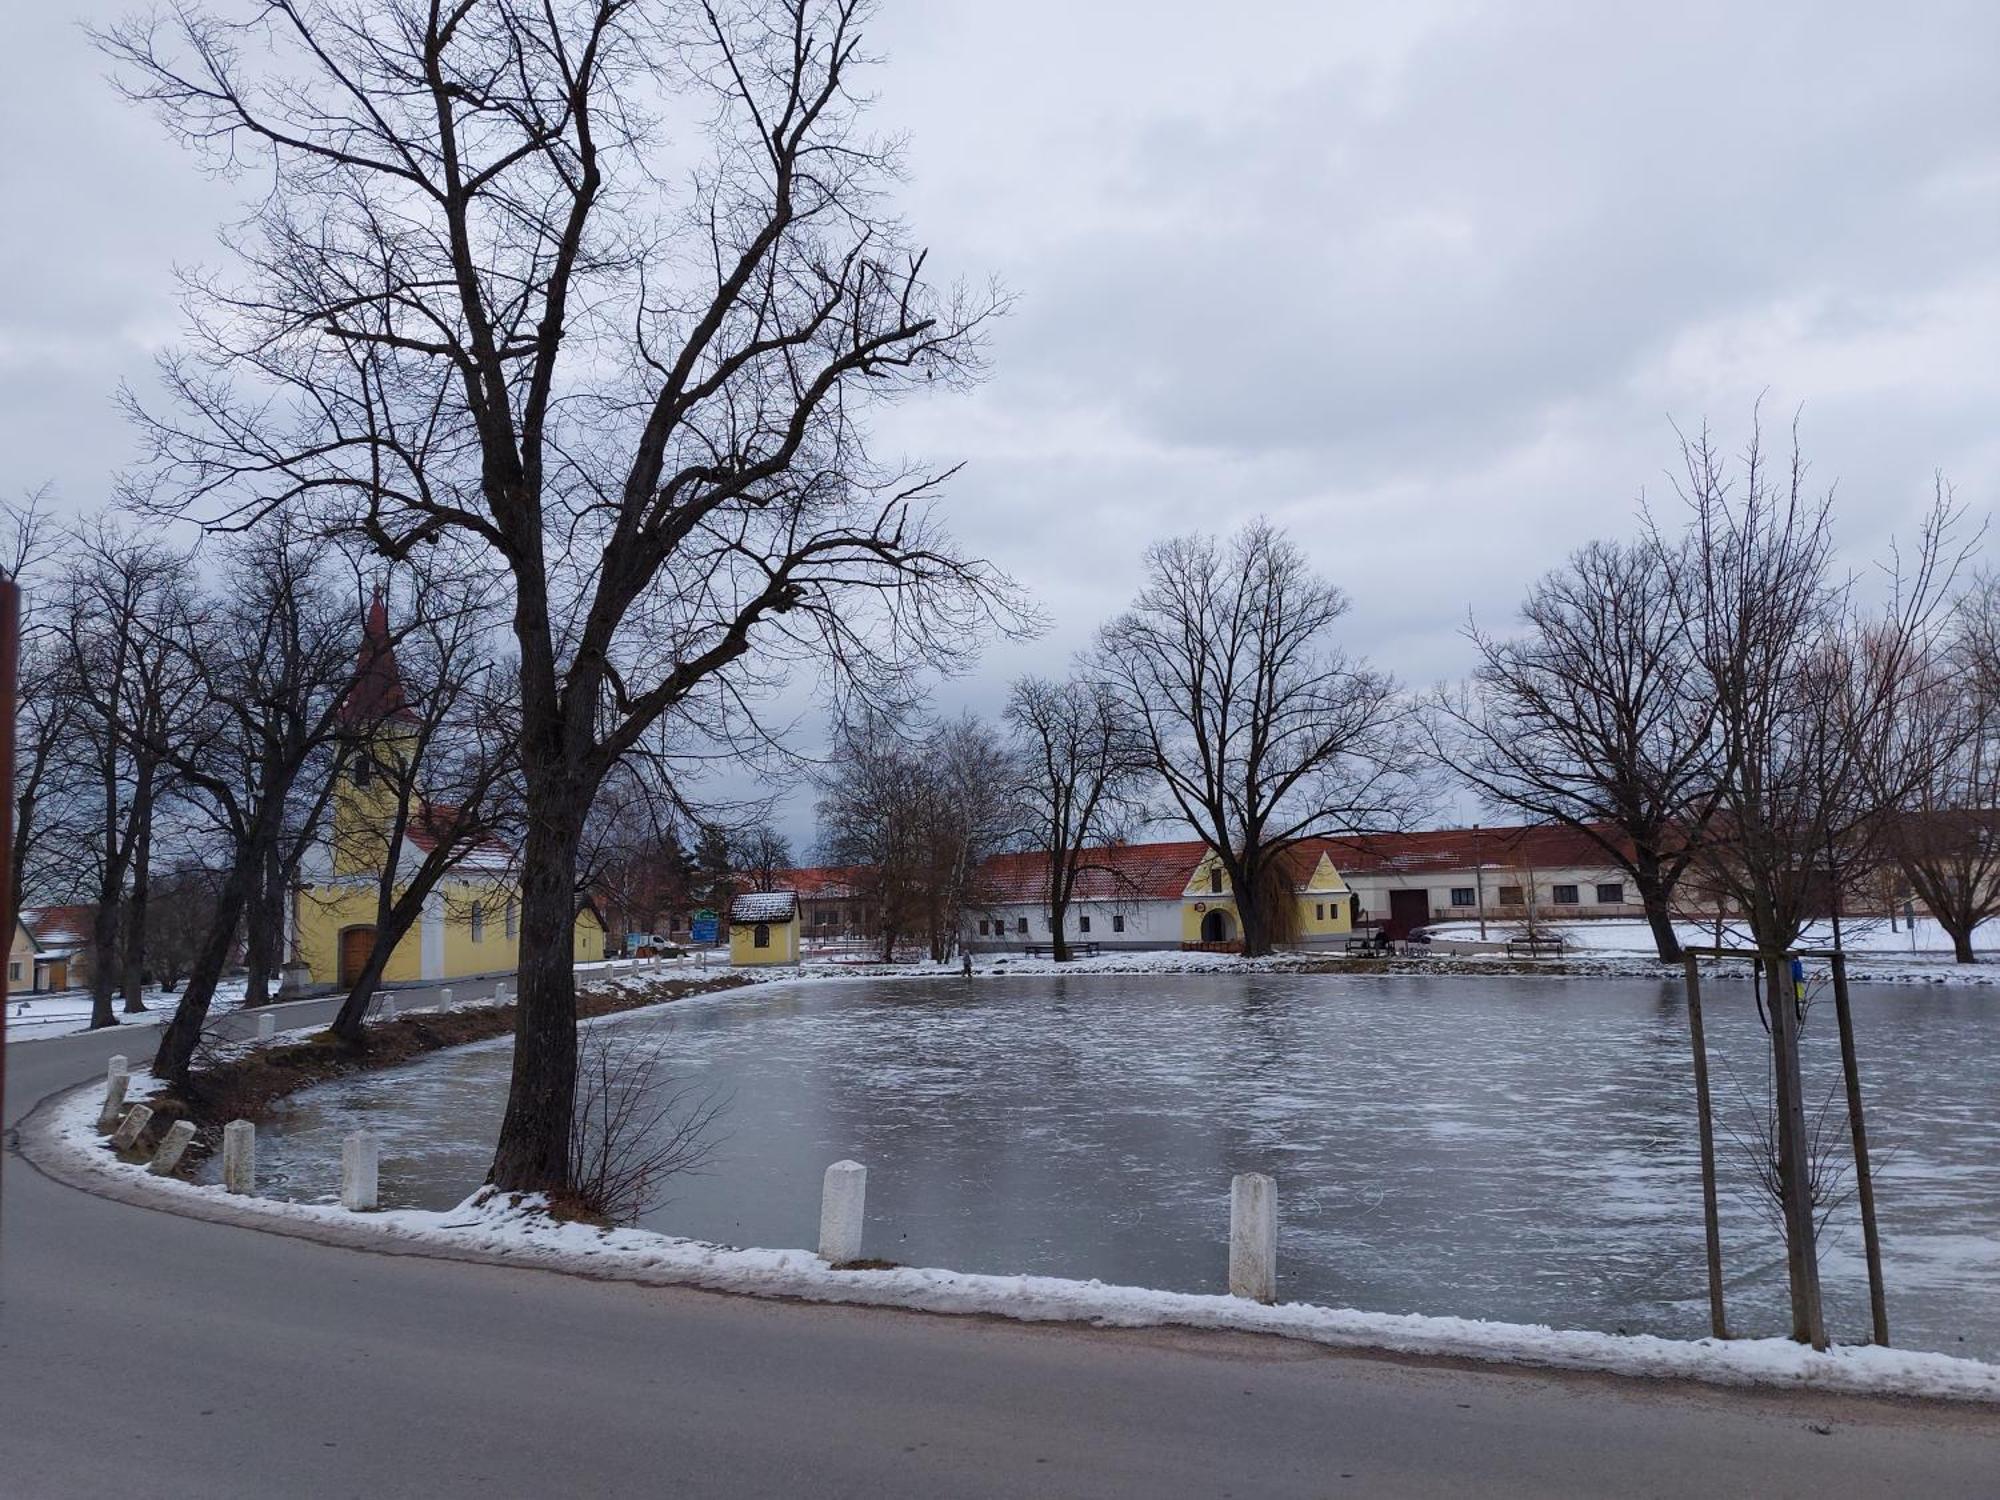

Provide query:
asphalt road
left=4, top=985, right=1997, bottom=1498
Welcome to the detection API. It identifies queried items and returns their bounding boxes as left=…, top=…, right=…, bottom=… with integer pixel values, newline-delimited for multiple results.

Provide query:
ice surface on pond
left=222, top=973, right=2000, bottom=1358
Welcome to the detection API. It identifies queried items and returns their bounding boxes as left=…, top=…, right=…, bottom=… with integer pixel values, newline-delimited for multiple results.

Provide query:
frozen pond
left=227, top=972, right=2000, bottom=1357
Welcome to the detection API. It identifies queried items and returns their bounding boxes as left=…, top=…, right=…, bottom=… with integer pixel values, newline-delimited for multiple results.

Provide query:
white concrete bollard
left=110, top=1102, right=155, bottom=1152
left=373, top=991, right=396, bottom=1020
left=98, top=1059, right=130, bottom=1132
left=494, top=980, right=509, bottom=1000
left=222, top=1119, right=256, bottom=1195
left=147, top=1119, right=197, bottom=1175
left=341, top=1130, right=380, bottom=1211
left=819, top=1160, right=868, bottom=1265
left=257, top=1011, right=276, bottom=1041
left=1229, top=1172, right=1278, bottom=1304
left=439, top=987, right=453, bottom=1009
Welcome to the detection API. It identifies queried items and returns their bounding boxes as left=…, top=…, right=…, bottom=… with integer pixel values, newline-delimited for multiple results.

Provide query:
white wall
left=965, top=896, right=1180, bottom=950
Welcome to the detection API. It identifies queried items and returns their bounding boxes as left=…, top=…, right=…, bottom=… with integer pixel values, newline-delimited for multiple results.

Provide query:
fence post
left=257, top=1012, right=276, bottom=1041
left=341, top=1130, right=380, bottom=1211
left=147, top=1119, right=197, bottom=1175
left=1683, top=953, right=1729, bottom=1340
left=819, top=1160, right=867, bottom=1265
left=1830, top=952, right=1890, bottom=1346
left=110, top=1102, right=154, bottom=1152
left=222, top=1119, right=255, bottom=1194
left=97, top=1057, right=129, bottom=1133
left=1229, top=1172, right=1278, bottom=1303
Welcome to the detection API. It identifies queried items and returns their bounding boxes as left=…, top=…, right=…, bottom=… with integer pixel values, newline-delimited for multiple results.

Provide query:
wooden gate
left=1386, top=889, right=1431, bottom=940
left=338, top=925, right=377, bottom=987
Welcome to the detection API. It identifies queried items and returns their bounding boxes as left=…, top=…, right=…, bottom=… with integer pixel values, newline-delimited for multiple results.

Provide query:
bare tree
left=102, top=0, right=1020, bottom=1190
left=816, top=710, right=925, bottom=961
left=1875, top=574, right=2000, bottom=962
left=146, top=522, right=361, bottom=1086
left=738, top=825, right=793, bottom=892
left=1665, top=416, right=1967, bottom=1345
left=1429, top=539, right=1717, bottom=962
left=1095, top=521, right=1415, bottom=957
left=910, top=713, right=1015, bottom=960
left=4, top=490, right=84, bottom=941
left=144, top=854, right=224, bottom=994
left=578, top=767, right=694, bottom=949
left=1005, top=672, right=1139, bottom=961
left=52, top=522, right=202, bottom=1027
left=566, top=1023, right=727, bottom=1223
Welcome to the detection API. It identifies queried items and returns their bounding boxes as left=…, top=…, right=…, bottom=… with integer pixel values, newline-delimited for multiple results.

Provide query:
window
left=1450, top=887, right=1476, bottom=907
left=1079, top=915, right=1091, bottom=933
left=7, top=960, right=18, bottom=982
left=1209, top=868, right=1223, bottom=894
left=1596, top=882, right=1625, bottom=906
left=351, top=754, right=372, bottom=788
left=1315, top=903, right=1325, bottom=920
left=1016, top=916, right=1028, bottom=934
left=1112, top=914, right=1125, bottom=933
left=978, top=919, right=990, bottom=936
left=470, top=902, right=485, bottom=942
left=505, top=900, right=518, bottom=940
left=753, top=923, right=770, bottom=949
left=1552, top=884, right=1579, bottom=905
left=1498, top=885, right=1523, bottom=907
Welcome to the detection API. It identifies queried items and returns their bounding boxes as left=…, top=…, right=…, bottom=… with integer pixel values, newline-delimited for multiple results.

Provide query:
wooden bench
left=1024, top=941, right=1100, bottom=959
left=1506, top=935, right=1569, bottom=958
left=1345, top=933, right=1390, bottom=953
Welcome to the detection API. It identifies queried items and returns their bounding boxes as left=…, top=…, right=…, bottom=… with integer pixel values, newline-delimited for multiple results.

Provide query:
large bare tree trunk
left=1635, top=853, right=1683, bottom=963
left=121, top=772, right=153, bottom=1013
left=87, top=899, right=120, bottom=1030
left=488, top=780, right=583, bottom=1194
left=152, top=862, right=253, bottom=1087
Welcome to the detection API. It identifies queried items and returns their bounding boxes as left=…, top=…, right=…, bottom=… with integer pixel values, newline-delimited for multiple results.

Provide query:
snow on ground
left=5, top=978, right=250, bottom=1042
left=1423, top=917, right=2000, bottom=986
left=36, top=1076, right=2000, bottom=1405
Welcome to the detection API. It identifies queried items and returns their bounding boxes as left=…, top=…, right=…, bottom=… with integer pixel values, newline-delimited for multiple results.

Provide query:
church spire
left=339, top=586, right=418, bottom=726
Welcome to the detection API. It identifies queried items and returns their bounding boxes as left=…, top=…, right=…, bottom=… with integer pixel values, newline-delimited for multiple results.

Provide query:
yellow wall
left=1179, top=850, right=1353, bottom=945
left=573, top=908, right=606, bottom=964
left=729, top=918, right=799, bottom=966
left=9, top=921, right=36, bottom=991
left=296, top=876, right=610, bottom=985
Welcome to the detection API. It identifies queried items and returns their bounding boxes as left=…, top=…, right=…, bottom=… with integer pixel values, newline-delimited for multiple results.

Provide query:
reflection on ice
left=218, top=972, right=2000, bottom=1358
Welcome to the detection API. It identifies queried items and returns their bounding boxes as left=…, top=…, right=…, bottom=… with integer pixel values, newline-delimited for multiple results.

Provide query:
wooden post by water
left=1682, top=954, right=1728, bottom=1339
left=1767, top=952, right=1827, bottom=1349
left=1829, top=952, right=1889, bottom=1346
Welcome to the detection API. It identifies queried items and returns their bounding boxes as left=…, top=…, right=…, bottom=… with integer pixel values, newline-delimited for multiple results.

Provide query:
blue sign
left=691, top=911, right=719, bottom=944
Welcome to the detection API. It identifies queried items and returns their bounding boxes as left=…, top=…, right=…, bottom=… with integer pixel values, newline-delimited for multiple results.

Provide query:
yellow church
left=290, top=594, right=606, bottom=989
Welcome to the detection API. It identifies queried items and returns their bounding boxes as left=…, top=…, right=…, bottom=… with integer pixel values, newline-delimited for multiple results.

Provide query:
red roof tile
left=975, top=841, right=1211, bottom=904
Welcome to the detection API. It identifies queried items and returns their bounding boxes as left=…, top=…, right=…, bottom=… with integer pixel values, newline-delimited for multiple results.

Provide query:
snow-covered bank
left=612, top=942, right=2000, bottom=990
left=1423, top=917, right=2000, bottom=987
left=5, top=978, right=251, bottom=1042
left=31, top=1077, right=2000, bottom=1405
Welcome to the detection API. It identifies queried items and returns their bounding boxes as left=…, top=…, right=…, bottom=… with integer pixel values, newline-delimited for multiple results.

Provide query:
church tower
left=331, top=590, right=420, bottom=877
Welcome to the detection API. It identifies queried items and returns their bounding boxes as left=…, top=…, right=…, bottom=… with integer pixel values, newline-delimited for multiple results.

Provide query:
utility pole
left=1473, top=824, right=1487, bottom=941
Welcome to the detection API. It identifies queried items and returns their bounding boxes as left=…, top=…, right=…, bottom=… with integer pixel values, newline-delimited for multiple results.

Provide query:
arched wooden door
left=338, top=925, right=377, bottom=987
left=1200, top=908, right=1234, bottom=944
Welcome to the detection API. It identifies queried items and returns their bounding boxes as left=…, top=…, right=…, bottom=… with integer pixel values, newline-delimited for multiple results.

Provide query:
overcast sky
left=5, top=1, right=1997, bottom=850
